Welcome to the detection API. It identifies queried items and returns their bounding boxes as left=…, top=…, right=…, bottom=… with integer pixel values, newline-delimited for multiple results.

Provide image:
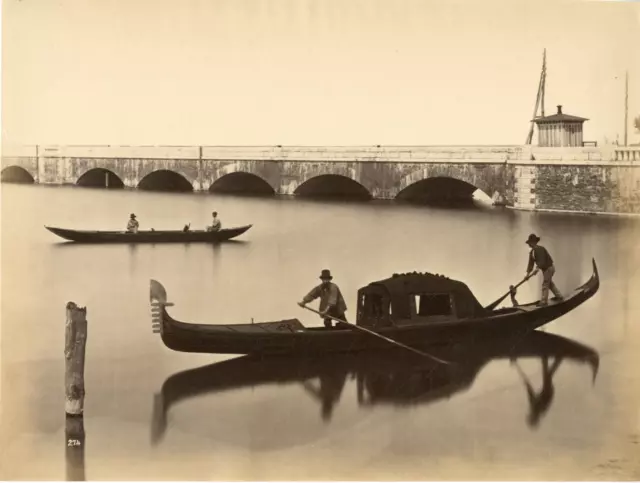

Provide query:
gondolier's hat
left=526, top=233, right=540, bottom=244
left=319, top=269, right=333, bottom=280
left=130, top=213, right=136, bottom=218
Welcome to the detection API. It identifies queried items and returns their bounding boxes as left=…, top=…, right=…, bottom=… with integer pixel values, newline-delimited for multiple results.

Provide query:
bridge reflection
left=150, top=330, right=599, bottom=445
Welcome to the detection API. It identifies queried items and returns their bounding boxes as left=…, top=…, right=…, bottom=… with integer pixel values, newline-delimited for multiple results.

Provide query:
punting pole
left=624, top=70, right=628, bottom=146
left=484, top=270, right=537, bottom=311
left=300, top=305, right=452, bottom=365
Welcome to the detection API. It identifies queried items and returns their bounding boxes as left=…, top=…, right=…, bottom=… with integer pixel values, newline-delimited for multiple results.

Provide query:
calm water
left=1, top=183, right=639, bottom=480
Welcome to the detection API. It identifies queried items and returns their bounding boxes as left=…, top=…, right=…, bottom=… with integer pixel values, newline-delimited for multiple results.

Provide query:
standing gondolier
left=298, top=269, right=348, bottom=328
left=525, top=233, right=563, bottom=306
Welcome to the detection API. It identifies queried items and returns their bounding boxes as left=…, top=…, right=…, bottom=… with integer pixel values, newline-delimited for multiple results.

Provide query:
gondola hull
left=149, top=259, right=600, bottom=357
left=45, top=224, right=252, bottom=243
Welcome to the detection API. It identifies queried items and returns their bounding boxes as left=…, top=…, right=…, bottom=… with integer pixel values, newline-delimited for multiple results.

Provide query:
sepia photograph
left=1, top=0, right=639, bottom=480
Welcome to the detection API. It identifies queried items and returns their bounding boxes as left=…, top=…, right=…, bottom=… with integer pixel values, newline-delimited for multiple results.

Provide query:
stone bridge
left=2, top=144, right=640, bottom=214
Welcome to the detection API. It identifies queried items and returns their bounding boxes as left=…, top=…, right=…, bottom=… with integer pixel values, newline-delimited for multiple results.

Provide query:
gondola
left=150, top=330, right=599, bottom=443
left=45, top=224, right=252, bottom=243
left=148, top=258, right=600, bottom=356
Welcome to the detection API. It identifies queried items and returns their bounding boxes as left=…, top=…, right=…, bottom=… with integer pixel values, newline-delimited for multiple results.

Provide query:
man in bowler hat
left=526, top=233, right=563, bottom=306
left=298, top=269, right=348, bottom=328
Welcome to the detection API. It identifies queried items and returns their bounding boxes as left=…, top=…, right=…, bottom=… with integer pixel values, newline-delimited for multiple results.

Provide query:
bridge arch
left=138, top=170, right=194, bottom=192
left=1, top=166, right=35, bottom=184
left=206, top=161, right=279, bottom=194
left=294, top=174, right=372, bottom=200
left=396, top=166, right=497, bottom=205
left=76, top=168, right=125, bottom=189
left=396, top=176, right=479, bottom=205
left=209, top=172, right=276, bottom=196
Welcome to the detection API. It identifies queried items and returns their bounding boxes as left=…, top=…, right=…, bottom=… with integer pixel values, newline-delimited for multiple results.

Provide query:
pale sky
left=2, top=0, right=639, bottom=146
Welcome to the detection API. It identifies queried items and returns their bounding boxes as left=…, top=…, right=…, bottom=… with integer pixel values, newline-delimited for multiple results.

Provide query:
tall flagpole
left=541, top=48, right=546, bottom=117
left=624, top=70, right=628, bottom=146
left=526, top=49, right=547, bottom=145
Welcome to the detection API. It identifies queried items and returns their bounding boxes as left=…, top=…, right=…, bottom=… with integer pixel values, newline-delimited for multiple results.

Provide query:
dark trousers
left=324, top=307, right=347, bottom=328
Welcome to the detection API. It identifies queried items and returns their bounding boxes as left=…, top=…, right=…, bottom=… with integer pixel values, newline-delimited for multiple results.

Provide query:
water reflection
left=49, top=239, right=250, bottom=249
left=301, top=368, right=349, bottom=422
left=151, top=330, right=599, bottom=445
left=212, top=241, right=222, bottom=256
left=514, top=356, right=563, bottom=429
left=128, top=244, right=138, bottom=275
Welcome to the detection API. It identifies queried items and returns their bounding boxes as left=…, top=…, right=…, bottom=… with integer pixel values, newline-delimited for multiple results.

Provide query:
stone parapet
left=2, top=143, right=635, bottom=164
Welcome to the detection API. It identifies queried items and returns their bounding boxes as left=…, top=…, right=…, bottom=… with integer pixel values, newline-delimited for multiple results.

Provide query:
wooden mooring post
left=65, top=302, right=87, bottom=481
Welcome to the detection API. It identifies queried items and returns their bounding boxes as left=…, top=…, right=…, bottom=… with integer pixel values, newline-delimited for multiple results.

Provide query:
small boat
left=148, top=258, right=600, bottom=357
left=150, top=330, right=599, bottom=443
left=45, top=224, right=252, bottom=244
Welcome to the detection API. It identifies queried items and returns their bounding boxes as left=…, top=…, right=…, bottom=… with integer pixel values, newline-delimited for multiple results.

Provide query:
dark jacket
left=527, top=245, right=554, bottom=272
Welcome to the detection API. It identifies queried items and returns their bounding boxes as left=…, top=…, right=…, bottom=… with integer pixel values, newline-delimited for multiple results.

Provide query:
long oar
left=299, top=305, right=452, bottom=365
left=485, top=270, right=538, bottom=311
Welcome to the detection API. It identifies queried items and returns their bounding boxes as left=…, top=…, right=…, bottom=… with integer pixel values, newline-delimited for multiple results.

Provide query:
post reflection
left=150, top=330, right=599, bottom=445
left=65, top=415, right=86, bottom=481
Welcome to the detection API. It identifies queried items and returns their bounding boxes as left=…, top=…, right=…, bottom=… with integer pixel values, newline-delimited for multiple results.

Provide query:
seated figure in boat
left=298, top=269, right=348, bottom=328
left=206, top=211, right=221, bottom=232
left=126, top=213, right=139, bottom=233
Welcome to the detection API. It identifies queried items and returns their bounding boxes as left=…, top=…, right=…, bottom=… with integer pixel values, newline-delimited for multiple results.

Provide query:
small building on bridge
left=534, top=105, right=589, bottom=147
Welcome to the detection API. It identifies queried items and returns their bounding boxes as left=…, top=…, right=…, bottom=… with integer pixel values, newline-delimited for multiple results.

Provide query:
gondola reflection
left=151, top=330, right=599, bottom=445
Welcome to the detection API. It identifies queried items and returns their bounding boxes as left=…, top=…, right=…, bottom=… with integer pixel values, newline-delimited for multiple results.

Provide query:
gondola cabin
left=356, top=271, right=487, bottom=328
